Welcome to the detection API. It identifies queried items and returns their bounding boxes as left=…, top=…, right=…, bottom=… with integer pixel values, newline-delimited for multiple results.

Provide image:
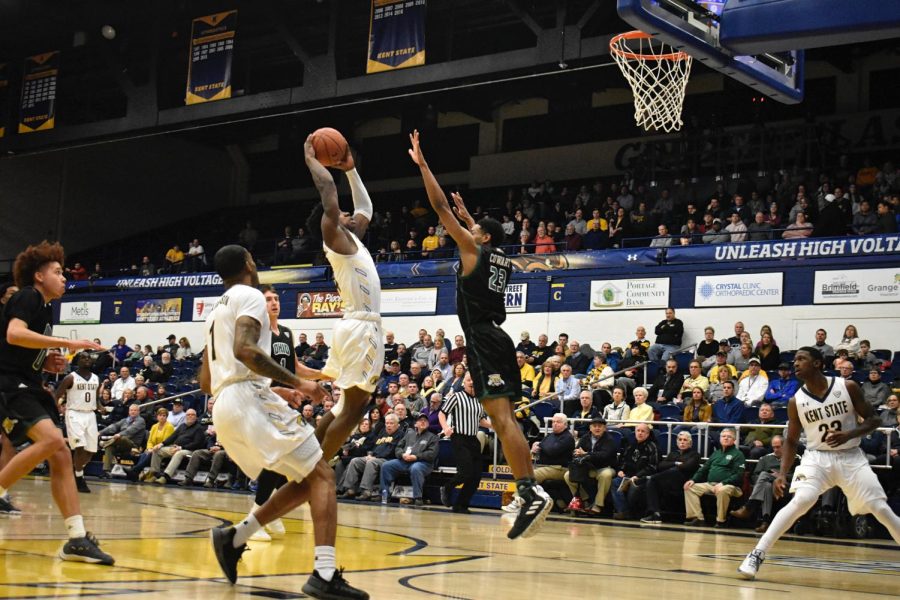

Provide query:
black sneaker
left=58, top=532, right=115, bottom=565
left=640, top=513, right=662, bottom=525
left=75, top=476, right=91, bottom=493
left=210, top=526, right=246, bottom=584
left=0, top=495, right=22, bottom=515
left=302, top=568, right=369, bottom=600
left=507, top=485, right=552, bottom=540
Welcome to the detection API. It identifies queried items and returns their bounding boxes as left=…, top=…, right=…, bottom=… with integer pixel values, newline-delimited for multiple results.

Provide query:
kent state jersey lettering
left=796, top=376, right=860, bottom=451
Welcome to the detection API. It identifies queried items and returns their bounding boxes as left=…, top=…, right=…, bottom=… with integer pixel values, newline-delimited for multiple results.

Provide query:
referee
left=439, top=371, right=491, bottom=514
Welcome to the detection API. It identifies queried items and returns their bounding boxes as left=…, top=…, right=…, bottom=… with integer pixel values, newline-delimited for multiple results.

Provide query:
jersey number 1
left=209, top=321, right=217, bottom=361
left=488, top=266, right=507, bottom=293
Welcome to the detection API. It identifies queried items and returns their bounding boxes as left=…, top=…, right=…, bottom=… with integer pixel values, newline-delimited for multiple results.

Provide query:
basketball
left=311, top=127, right=349, bottom=167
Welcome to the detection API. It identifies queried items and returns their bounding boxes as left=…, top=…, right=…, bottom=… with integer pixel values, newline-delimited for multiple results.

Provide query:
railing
left=539, top=417, right=896, bottom=470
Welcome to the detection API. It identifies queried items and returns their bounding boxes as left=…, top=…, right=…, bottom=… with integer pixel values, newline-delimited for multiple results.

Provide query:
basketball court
left=0, top=477, right=896, bottom=599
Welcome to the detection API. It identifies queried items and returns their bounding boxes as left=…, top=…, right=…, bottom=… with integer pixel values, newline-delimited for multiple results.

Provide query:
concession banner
left=135, top=298, right=183, bottom=323
left=18, top=51, right=58, bottom=133
left=186, top=11, right=237, bottom=105
left=367, top=0, right=426, bottom=74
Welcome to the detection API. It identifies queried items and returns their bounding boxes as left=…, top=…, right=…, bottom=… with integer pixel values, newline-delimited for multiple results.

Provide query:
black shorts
left=463, top=322, right=521, bottom=401
left=0, top=378, right=60, bottom=446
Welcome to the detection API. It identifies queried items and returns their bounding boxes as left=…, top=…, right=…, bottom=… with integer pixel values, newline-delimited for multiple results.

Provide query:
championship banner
left=367, top=0, right=426, bottom=74
left=0, top=63, right=8, bottom=138
left=186, top=11, right=237, bottom=105
left=18, top=52, right=58, bottom=134
left=59, top=301, right=101, bottom=325
left=192, top=296, right=220, bottom=321
left=135, top=298, right=183, bottom=323
left=297, top=291, right=344, bottom=319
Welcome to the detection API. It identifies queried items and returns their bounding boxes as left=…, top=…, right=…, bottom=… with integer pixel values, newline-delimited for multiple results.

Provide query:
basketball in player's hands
left=311, top=127, right=350, bottom=168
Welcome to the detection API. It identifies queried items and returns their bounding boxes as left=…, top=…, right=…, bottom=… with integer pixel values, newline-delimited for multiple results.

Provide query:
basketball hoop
left=610, top=31, right=693, bottom=133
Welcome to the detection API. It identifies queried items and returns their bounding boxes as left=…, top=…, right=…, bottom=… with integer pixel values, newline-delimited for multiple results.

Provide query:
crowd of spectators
left=49, top=315, right=900, bottom=531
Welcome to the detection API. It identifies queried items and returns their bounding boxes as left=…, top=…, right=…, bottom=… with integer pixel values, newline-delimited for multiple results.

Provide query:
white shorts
left=214, top=381, right=322, bottom=481
left=789, top=447, right=887, bottom=515
left=65, top=410, right=98, bottom=452
left=322, top=318, right=384, bottom=401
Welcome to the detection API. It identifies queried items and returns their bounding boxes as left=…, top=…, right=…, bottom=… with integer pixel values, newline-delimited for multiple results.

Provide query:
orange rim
left=610, top=30, right=690, bottom=62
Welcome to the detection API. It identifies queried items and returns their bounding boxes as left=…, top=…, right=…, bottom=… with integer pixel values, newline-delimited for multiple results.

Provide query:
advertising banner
left=382, top=287, right=437, bottom=315
left=191, top=296, right=220, bottom=321
left=813, top=268, right=900, bottom=304
left=694, top=272, right=783, bottom=307
left=504, top=283, right=528, bottom=313
left=590, top=278, right=669, bottom=311
left=59, top=301, right=101, bottom=324
left=135, top=298, right=183, bottom=322
left=296, top=291, right=344, bottom=319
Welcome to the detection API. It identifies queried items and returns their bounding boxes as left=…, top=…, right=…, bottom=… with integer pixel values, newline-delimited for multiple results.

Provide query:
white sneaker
left=266, top=518, right=286, bottom=538
left=249, top=528, right=272, bottom=542
left=738, top=549, right=765, bottom=580
left=501, top=495, right=522, bottom=513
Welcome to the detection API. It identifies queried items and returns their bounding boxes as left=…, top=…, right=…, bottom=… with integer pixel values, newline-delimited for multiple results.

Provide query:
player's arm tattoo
left=233, top=316, right=301, bottom=387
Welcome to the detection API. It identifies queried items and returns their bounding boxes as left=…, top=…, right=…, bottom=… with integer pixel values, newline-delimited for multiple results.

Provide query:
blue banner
left=65, top=266, right=329, bottom=292
left=367, top=0, right=426, bottom=74
left=18, top=51, right=58, bottom=133
left=186, top=11, right=237, bottom=105
left=664, top=233, right=900, bottom=265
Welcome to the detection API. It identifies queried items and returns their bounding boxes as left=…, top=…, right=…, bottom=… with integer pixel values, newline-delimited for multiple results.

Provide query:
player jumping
left=408, top=130, right=551, bottom=539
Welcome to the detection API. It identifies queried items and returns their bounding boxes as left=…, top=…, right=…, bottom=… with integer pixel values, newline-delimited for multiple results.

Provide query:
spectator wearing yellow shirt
left=517, top=351, right=536, bottom=385
left=707, top=352, right=738, bottom=382
left=421, top=226, right=439, bottom=257
left=587, top=208, right=609, bottom=232
left=165, top=245, right=185, bottom=273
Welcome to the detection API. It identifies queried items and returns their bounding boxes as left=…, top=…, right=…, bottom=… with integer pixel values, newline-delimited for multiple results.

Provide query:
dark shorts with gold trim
left=463, top=322, right=521, bottom=401
left=0, top=376, right=60, bottom=446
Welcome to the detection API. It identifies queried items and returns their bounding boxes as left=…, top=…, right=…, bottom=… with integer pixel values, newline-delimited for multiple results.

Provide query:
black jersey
left=457, top=245, right=512, bottom=330
left=0, top=287, right=53, bottom=387
left=270, top=323, right=296, bottom=387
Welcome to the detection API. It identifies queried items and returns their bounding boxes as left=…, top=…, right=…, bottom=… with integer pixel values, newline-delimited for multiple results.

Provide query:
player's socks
left=314, top=545, right=336, bottom=581
left=515, top=478, right=537, bottom=499
left=870, top=500, right=900, bottom=542
left=232, top=513, right=262, bottom=547
left=74, top=470, right=84, bottom=478
left=0, top=486, right=7, bottom=498
left=65, top=515, right=87, bottom=539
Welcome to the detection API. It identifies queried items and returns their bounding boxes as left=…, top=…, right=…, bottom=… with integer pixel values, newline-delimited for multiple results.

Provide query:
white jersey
left=66, top=371, right=99, bottom=411
left=323, top=229, right=381, bottom=318
left=205, top=284, right=271, bottom=395
left=795, top=376, right=860, bottom=451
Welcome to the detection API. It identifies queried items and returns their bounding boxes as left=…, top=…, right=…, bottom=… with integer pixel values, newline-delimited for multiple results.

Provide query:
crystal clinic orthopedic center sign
left=590, top=278, right=669, bottom=310
left=694, top=273, right=783, bottom=307
left=814, top=268, right=900, bottom=304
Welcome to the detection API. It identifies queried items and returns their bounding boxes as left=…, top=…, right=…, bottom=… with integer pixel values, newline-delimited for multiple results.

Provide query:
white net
left=610, top=31, right=693, bottom=133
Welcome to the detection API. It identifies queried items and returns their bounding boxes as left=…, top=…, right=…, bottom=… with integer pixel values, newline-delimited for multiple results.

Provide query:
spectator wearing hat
left=736, top=358, right=768, bottom=407
left=765, top=363, right=799, bottom=405
left=617, top=342, right=646, bottom=387
left=564, top=416, right=617, bottom=515
left=167, top=398, right=187, bottom=428
left=380, top=414, right=439, bottom=507
left=702, top=218, right=730, bottom=244
left=813, top=192, right=851, bottom=237
left=516, top=331, right=536, bottom=357
left=161, top=334, right=178, bottom=357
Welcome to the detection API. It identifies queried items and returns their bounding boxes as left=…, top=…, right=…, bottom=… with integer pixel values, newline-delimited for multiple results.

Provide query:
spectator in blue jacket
left=712, top=380, right=745, bottom=424
left=764, top=362, right=799, bottom=405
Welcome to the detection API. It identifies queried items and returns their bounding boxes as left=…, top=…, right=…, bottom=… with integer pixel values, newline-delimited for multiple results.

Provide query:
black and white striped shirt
left=440, top=389, right=485, bottom=437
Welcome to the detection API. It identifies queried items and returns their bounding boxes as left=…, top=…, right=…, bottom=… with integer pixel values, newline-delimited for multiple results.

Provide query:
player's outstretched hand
left=42, top=350, right=68, bottom=373
left=69, top=339, right=105, bottom=351
left=295, top=379, right=329, bottom=404
left=332, top=145, right=355, bottom=172
left=407, top=129, right=425, bottom=166
left=303, top=134, right=318, bottom=165
left=451, top=192, right=474, bottom=226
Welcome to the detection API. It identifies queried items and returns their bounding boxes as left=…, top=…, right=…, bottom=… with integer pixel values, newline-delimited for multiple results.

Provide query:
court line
left=397, top=567, right=896, bottom=600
